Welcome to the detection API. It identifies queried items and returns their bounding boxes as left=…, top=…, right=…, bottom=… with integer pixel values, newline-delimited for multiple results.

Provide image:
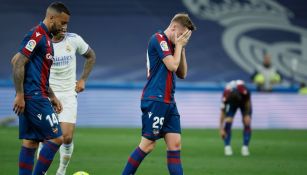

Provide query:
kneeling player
left=219, top=80, right=252, bottom=156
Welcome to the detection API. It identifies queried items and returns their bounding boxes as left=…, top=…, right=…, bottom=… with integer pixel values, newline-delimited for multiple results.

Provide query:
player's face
left=50, top=12, right=70, bottom=36
left=171, top=23, right=188, bottom=43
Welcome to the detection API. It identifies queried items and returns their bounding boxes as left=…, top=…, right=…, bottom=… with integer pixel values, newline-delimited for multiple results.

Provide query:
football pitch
left=0, top=127, right=306, bottom=175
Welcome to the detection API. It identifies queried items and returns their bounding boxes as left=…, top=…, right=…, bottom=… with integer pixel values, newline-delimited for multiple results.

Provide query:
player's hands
left=50, top=97, right=63, bottom=114
left=75, top=79, right=85, bottom=93
left=13, top=93, right=25, bottom=115
left=220, top=128, right=226, bottom=139
left=175, top=30, right=192, bottom=47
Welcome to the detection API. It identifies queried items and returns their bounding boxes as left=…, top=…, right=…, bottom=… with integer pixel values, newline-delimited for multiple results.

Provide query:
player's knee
left=168, top=141, right=181, bottom=151
left=63, top=134, right=73, bottom=144
left=225, top=117, right=233, bottom=123
left=143, top=142, right=156, bottom=153
left=22, top=140, right=39, bottom=148
left=51, top=136, right=64, bottom=145
left=243, top=116, right=251, bottom=125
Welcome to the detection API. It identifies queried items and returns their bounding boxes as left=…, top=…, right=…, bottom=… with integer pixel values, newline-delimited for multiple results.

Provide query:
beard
left=50, top=23, right=61, bottom=36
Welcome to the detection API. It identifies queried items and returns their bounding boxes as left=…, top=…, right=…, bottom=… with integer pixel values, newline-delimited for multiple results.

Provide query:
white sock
left=37, top=142, right=44, bottom=159
left=56, top=142, right=74, bottom=175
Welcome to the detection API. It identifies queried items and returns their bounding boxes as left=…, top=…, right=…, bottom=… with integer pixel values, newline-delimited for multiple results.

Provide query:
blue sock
left=33, top=141, right=60, bottom=175
left=224, top=122, right=232, bottom=145
left=167, top=150, right=183, bottom=175
left=19, top=146, right=36, bottom=175
left=122, top=147, right=148, bottom=175
left=243, top=125, right=252, bottom=146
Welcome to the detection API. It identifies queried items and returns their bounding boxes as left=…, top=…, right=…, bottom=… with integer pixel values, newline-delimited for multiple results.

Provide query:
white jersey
left=50, top=33, right=89, bottom=93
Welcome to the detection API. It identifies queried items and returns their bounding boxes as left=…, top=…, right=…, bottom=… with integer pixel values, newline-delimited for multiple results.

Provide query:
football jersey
left=222, top=80, right=250, bottom=102
left=18, top=22, right=54, bottom=99
left=142, top=31, right=176, bottom=104
left=49, top=33, right=89, bottom=92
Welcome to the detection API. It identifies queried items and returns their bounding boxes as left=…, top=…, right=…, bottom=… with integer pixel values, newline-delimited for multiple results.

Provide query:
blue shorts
left=141, top=100, right=181, bottom=141
left=224, top=100, right=252, bottom=118
left=19, top=98, right=62, bottom=141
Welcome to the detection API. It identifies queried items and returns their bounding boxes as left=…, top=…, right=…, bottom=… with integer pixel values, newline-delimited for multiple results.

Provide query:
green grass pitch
left=0, top=127, right=306, bottom=175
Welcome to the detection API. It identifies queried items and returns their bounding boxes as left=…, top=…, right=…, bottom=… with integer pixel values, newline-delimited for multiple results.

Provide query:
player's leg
left=18, top=111, right=38, bottom=175
left=122, top=100, right=166, bottom=175
left=32, top=99, right=63, bottom=174
left=240, top=100, right=252, bottom=156
left=122, top=137, right=155, bottom=175
left=164, top=133, right=183, bottom=175
left=163, top=103, right=183, bottom=175
left=56, top=122, right=75, bottom=175
left=19, top=139, right=38, bottom=175
left=223, top=103, right=236, bottom=156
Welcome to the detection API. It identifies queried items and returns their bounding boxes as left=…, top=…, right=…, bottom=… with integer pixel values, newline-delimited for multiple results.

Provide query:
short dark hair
left=48, top=2, right=71, bottom=15
left=171, top=13, right=196, bottom=31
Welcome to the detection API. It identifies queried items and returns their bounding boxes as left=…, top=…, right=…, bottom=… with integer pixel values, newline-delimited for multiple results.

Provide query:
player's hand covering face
left=175, top=29, right=192, bottom=47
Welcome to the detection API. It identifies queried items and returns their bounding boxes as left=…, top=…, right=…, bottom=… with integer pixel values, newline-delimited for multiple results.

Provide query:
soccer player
left=219, top=80, right=252, bottom=156
left=122, top=13, right=196, bottom=175
left=11, top=2, right=70, bottom=175
left=37, top=24, right=96, bottom=175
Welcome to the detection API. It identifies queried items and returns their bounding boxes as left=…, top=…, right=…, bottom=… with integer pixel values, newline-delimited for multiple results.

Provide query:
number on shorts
left=46, top=113, right=59, bottom=127
left=153, top=116, right=165, bottom=129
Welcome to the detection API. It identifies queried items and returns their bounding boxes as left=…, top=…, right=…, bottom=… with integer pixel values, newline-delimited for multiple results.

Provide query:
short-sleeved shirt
left=18, top=22, right=54, bottom=99
left=142, top=31, right=176, bottom=104
left=49, top=33, right=89, bottom=93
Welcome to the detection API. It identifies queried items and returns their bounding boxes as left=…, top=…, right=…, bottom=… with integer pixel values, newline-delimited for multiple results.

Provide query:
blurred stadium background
left=0, top=0, right=306, bottom=174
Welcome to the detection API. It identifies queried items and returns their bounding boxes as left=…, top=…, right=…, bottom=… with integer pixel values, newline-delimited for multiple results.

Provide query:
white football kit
left=49, top=33, right=89, bottom=123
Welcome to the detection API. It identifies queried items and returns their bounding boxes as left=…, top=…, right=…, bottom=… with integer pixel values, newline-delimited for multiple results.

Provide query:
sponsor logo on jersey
left=160, top=41, right=169, bottom=51
left=46, top=53, right=53, bottom=60
left=25, top=39, right=36, bottom=52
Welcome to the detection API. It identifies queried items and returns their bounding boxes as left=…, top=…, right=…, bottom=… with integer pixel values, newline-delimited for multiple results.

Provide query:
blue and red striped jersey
left=142, top=31, right=176, bottom=104
left=18, top=22, right=54, bottom=99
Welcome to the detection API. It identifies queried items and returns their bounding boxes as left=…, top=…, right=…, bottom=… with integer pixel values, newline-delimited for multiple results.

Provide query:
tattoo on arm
left=12, top=53, right=29, bottom=94
left=81, top=48, right=96, bottom=81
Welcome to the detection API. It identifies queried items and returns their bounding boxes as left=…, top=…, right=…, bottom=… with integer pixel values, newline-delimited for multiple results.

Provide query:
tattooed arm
left=12, top=53, right=29, bottom=115
left=75, top=47, right=96, bottom=93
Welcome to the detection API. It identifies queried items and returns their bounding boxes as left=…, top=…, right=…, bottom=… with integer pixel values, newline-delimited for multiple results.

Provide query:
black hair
left=48, top=2, right=71, bottom=15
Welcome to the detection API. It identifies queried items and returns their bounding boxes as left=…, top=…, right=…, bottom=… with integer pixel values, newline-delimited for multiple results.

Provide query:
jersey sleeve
left=74, top=34, right=89, bottom=55
left=151, top=34, right=172, bottom=59
left=18, top=30, right=43, bottom=59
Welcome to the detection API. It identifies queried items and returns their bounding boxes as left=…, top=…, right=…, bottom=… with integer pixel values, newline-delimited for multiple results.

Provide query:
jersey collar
left=39, top=22, right=52, bottom=38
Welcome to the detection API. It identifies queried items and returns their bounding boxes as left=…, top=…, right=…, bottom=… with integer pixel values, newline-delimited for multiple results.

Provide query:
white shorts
left=55, top=91, right=78, bottom=124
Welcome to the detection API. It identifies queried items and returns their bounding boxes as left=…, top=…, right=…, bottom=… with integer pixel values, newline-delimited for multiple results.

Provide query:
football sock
left=19, top=146, right=35, bottom=175
left=33, top=141, right=60, bottom=175
left=224, top=122, right=232, bottom=145
left=122, top=147, right=148, bottom=175
left=167, top=150, right=183, bottom=175
left=56, top=142, right=74, bottom=175
left=36, top=142, right=43, bottom=159
left=243, top=125, right=252, bottom=146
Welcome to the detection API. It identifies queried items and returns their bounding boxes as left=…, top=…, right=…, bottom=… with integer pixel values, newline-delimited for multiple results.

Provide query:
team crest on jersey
left=160, top=41, right=169, bottom=51
left=52, top=128, right=58, bottom=134
left=153, top=129, right=160, bottom=136
left=66, top=45, right=72, bottom=52
left=25, top=39, right=36, bottom=52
